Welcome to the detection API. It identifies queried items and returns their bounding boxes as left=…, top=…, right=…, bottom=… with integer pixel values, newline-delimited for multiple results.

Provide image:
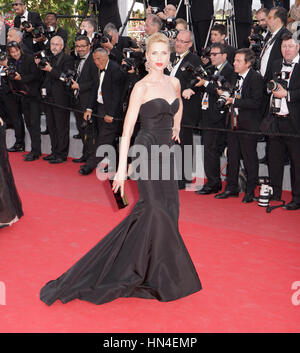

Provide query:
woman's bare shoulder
left=168, top=75, right=181, bottom=90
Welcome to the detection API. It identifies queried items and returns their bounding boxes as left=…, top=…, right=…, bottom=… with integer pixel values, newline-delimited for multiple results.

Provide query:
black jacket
left=233, top=0, right=253, bottom=24
left=191, top=0, right=214, bottom=22
left=271, top=57, right=300, bottom=132
left=41, top=52, right=74, bottom=106
left=98, top=0, right=122, bottom=31
left=8, top=53, right=41, bottom=97
left=262, top=26, right=291, bottom=83
left=88, top=60, right=125, bottom=119
left=169, top=51, right=203, bottom=126
left=75, top=52, right=98, bottom=110
left=201, top=62, right=236, bottom=127
left=232, top=68, right=264, bottom=131
left=14, top=11, right=43, bottom=52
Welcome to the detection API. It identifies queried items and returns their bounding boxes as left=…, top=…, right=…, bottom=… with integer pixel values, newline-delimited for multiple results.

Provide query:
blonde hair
left=145, top=32, right=170, bottom=54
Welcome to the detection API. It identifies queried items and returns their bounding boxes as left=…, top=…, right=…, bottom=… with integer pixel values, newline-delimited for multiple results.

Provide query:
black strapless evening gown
left=40, top=98, right=202, bottom=305
left=0, top=124, right=23, bottom=227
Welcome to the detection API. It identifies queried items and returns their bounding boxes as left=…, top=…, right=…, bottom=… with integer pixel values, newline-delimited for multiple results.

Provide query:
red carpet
left=0, top=153, right=299, bottom=333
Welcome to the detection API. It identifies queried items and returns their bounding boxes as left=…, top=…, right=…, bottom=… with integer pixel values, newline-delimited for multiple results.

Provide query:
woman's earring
left=145, top=60, right=151, bottom=72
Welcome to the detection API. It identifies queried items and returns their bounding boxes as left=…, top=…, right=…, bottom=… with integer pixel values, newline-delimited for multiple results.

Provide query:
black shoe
left=24, top=153, right=40, bottom=161
left=242, top=193, right=256, bottom=203
left=215, top=190, right=239, bottom=199
left=41, top=129, right=49, bottom=135
left=72, top=156, right=87, bottom=164
left=73, top=133, right=81, bottom=139
left=78, top=165, right=94, bottom=175
left=43, top=154, right=55, bottom=161
left=49, top=158, right=67, bottom=164
left=178, top=181, right=187, bottom=190
left=195, top=184, right=222, bottom=195
left=7, top=143, right=25, bottom=152
left=283, top=201, right=300, bottom=211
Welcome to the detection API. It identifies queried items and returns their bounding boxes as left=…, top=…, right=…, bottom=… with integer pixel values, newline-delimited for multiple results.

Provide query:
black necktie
left=173, top=55, right=180, bottom=66
left=283, top=61, right=293, bottom=67
left=100, top=69, right=106, bottom=74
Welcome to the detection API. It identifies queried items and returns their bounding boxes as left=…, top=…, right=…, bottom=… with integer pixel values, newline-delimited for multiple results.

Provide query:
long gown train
left=40, top=98, right=202, bottom=305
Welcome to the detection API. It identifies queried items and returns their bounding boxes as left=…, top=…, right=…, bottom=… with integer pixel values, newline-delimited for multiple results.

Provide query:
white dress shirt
left=170, top=50, right=189, bottom=77
left=260, top=27, right=282, bottom=78
left=97, top=60, right=109, bottom=104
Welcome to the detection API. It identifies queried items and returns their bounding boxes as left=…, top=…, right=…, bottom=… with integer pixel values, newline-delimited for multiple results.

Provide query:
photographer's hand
left=104, top=115, right=114, bottom=123
left=71, top=79, right=80, bottom=90
left=272, top=84, right=288, bottom=98
left=14, top=72, right=22, bottom=81
left=195, top=77, right=207, bottom=87
left=25, top=23, right=34, bottom=33
left=41, top=62, right=52, bottom=72
left=83, top=110, right=92, bottom=121
left=225, top=97, right=234, bottom=105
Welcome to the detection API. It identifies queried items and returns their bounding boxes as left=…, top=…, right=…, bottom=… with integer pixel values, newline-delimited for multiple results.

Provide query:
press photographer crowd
left=0, top=0, right=300, bottom=211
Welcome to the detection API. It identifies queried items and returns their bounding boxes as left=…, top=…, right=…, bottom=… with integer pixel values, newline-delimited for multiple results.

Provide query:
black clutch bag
left=109, top=178, right=129, bottom=209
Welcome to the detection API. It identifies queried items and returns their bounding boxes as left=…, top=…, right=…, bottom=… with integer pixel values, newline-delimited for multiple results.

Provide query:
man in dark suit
left=215, top=48, right=264, bottom=203
left=191, top=0, right=214, bottom=53
left=233, top=0, right=253, bottom=49
left=13, top=0, right=43, bottom=52
left=70, top=35, right=98, bottom=164
left=267, top=32, right=300, bottom=210
left=261, top=0, right=290, bottom=10
left=79, top=48, right=125, bottom=175
left=98, top=0, right=122, bottom=31
left=195, top=43, right=236, bottom=195
left=0, top=14, right=9, bottom=52
left=37, top=35, right=74, bottom=164
left=7, top=41, right=42, bottom=161
left=168, top=30, right=202, bottom=189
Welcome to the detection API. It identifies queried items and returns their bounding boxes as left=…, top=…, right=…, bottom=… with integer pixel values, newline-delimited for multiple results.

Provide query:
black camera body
left=34, top=50, right=51, bottom=69
left=5, top=63, right=17, bottom=80
left=21, top=20, right=32, bottom=30
left=200, top=46, right=211, bottom=60
left=151, top=6, right=160, bottom=14
left=32, top=26, right=45, bottom=39
left=0, top=51, right=7, bottom=62
left=59, top=69, right=77, bottom=89
left=182, top=61, right=210, bottom=86
left=267, top=71, right=290, bottom=113
left=121, top=48, right=145, bottom=73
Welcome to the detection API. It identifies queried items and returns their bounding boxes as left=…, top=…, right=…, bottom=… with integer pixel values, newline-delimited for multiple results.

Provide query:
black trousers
left=74, top=109, right=93, bottom=160
left=202, top=130, right=226, bottom=188
left=268, top=117, right=300, bottom=203
left=5, top=93, right=25, bottom=146
left=226, top=131, right=259, bottom=194
left=43, top=99, right=70, bottom=159
left=86, top=104, right=120, bottom=170
left=235, top=23, right=251, bottom=49
left=22, top=96, right=41, bottom=155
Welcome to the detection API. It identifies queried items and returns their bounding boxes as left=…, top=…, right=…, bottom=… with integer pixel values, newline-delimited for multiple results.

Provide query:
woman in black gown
left=0, top=118, right=23, bottom=228
left=40, top=33, right=202, bottom=306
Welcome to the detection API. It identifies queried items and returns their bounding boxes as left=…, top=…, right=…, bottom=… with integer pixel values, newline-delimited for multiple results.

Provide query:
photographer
left=195, top=43, right=236, bottom=195
left=267, top=33, right=300, bottom=210
left=79, top=18, right=98, bottom=43
left=13, top=0, right=43, bottom=53
left=7, top=41, right=42, bottom=161
left=101, top=22, right=138, bottom=65
left=169, top=30, right=202, bottom=189
left=36, top=36, right=74, bottom=164
left=201, top=24, right=236, bottom=67
left=215, top=48, right=264, bottom=203
left=71, top=35, right=98, bottom=164
left=7, top=27, right=32, bottom=55
left=79, top=48, right=125, bottom=176
left=33, top=12, right=68, bottom=53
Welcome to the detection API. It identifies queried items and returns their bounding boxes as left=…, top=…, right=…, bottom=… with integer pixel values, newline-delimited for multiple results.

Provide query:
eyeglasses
left=209, top=52, right=222, bottom=57
left=75, top=44, right=89, bottom=49
left=176, top=39, right=191, bottom=44
left=12, top=3, right=24, bottom=6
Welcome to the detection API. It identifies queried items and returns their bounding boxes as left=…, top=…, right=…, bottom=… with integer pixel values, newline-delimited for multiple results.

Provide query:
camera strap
left=266, top=199, right=286, bottom=213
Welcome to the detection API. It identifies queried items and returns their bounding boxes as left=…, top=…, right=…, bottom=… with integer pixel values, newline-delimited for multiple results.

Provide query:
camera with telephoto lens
left=21, top=20, right=32, bottom=30
left=0, top=65, right=6, bottom=77
left=267, top=71, right=290, bottom=113
left=45, top=26, right=56, bottom=40
left=32, top=25, right=45, bottom=39
left=210, top=74, right=235, bottom=111
left=5, top=63, right=17, bottom=79
left=75, top=29, right=88, bottom=39
left=160, top=17, right=178, bottom=39
left=250, top=25, right=264, bottom=53
left=258, top=177, right=273, bottom=207
left=151, top=6, right=160, bottom=14
left=34, top=50, right=51, bottom=69
left=200, top=46, right=211, bottom=60
left=121, top=48, right=145, bottom=73
left=59, top=69, right=77, bottom=89
left=182, top=61, right=211, bottom=86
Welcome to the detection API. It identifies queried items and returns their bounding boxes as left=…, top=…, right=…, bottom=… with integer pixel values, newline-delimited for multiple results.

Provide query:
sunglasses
left=12, top=3, right=24, bottom=6
left=7, top=41, right=20, bottom=48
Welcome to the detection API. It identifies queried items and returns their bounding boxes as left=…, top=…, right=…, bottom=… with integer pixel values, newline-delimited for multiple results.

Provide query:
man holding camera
left=13, top=0, right=43, bottom=53
left=7, top=41, right=42, bottom=161
left=267, top=33, right=300, bottom=210
left=195, top=43, right=236, bottom=195
left=37, top=36, right=74, bottom=164
left=71, top=35, right=98, bottom=164
left=215, top=48, right=264, bottom=203
left=79, top=48, right=125, bottom=175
